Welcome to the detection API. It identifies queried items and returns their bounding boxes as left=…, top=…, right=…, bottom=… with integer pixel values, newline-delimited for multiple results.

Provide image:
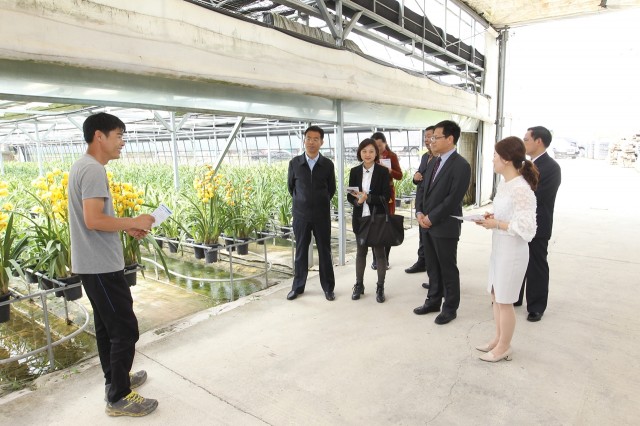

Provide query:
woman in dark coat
left=370, top=132, right=402, bottom=270
left=347, top=139, right=391, bottom=303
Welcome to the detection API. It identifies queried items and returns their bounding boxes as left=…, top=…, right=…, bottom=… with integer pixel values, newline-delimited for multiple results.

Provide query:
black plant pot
left=280, top=226, right=293, bottom=240
left=205, top=244, right=221, bottom=263
left=40, top=276, right=53, bottom=291
left=25, top=270, right=38, bottom=284
left=155, top=238, right=165, bottom=250
left=168, top=241, right=179, bottom=253
left=222, top=236, right=236, bottom=252
left=237, top=239, right=250, bottom=255
left=59, top=274, right=83, bottom=301
left=41, top=277, right=64, bottom=297
left=194, top=244, right=205, bottom=259
left=124, top=263, right=138, bottom=287
left=256, top=231, right=272, bottom=245
left=0, top=292, right=10, bottom=323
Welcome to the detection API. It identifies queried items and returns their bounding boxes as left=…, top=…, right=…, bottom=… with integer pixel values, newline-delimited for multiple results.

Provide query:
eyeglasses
left=428, top=135, right=447, bottom=142
left=304, top=137, right=322, bottom=143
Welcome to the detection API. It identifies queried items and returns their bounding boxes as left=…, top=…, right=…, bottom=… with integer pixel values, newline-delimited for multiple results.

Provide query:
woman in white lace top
left=474, top=137, right=539, bottom=363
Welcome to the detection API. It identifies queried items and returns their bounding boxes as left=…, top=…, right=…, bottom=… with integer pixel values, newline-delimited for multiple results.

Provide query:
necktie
left=430, top=157, right=442, bottom=183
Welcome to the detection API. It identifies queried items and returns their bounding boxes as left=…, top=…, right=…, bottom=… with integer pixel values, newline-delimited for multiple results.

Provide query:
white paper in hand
left=346, top=186, right=360, bottom=195
left=151, top=204, right=173, bottom=227
left=380, top=158, right=392, bottom=169
left=451, top=214, right=484, bottom=222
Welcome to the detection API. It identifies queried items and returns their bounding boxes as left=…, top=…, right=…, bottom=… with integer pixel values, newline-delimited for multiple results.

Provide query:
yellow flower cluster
left=31, top=169, right=69, bottom=222
left=0, top=180, right=8, bottom=198
left=224, top=176, right=252, bottom=208
left=0, top=181, right=8, bottom=232
left=109, top=178, right=144, bottom=217
left=193, top=165, right=224, bottom=203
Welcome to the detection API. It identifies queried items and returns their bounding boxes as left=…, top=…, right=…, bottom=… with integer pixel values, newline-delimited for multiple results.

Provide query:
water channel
left=0, top=242, right=294, bottom=397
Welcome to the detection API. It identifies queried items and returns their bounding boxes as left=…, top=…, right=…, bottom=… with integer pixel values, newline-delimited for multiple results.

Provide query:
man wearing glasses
left=286, top=125, right=337, bottom=301
left=413, top=120, right=471, bottom=325
left=405, top=125, right=436, bottom=282
left=518, top=126, right=561, bottom=322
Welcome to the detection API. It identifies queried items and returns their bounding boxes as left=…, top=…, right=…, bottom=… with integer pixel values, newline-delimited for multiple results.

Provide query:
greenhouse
left=1, top=0, right=639, bottom=423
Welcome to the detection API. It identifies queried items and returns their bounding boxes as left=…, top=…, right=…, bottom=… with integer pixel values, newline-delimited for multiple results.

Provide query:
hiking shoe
left=104, top=370, right=148, bottom=401
left=105, top=391, right=158, bottom=417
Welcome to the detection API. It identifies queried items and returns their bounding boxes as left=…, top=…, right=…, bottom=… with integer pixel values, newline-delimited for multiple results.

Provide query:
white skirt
left=487, top=232, right=530, bottom=303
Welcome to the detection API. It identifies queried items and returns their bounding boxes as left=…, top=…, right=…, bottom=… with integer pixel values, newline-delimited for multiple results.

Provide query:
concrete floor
left=1, top=158, right=639, bottom=425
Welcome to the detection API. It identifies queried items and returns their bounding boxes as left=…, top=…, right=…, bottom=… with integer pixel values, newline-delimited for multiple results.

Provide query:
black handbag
left=356, top=204, right=405, bottom=247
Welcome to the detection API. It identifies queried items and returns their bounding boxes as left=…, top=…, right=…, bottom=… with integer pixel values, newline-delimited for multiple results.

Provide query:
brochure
left=451, top=214, right=485, bottom=222
left=151, top=203, right=173, bottom=227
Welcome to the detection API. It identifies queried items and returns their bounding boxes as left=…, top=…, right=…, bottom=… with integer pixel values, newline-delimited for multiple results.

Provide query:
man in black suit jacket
left=286, top=125, right=337, bottom=301
left=405, top=125, right=435, bottom=277
left=518, top=126, right=561, bottom=322
left=413, top=120, right=471, bottom=325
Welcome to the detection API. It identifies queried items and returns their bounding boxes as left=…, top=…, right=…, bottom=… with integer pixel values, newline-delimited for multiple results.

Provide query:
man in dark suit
left=518, top=126, right=561, bottom=322
left=413, top=120, right=471, bottom=325
left=286, top=125, right=337, bottom=301
left=405, top=125, right=435, bottom=282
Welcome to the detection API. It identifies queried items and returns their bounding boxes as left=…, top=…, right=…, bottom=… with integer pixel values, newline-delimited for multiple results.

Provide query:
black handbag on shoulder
left=356, top=204, right=405, bottom=247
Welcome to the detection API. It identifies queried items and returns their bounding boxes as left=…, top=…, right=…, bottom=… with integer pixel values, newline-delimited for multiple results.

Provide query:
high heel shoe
left=479, top=348, right=512, bottom=362
left=475, top=342, right=497, bottom=353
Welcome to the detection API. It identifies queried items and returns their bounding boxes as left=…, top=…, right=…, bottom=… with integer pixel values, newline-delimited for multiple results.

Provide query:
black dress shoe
left=371, top=262, right=377, bottom=270
left=527, top=312, right=543, bottom=322
left=324, top=291, right=335, bottom=301
left=405, top=262, right=427, bottom=274
left=421, top=282, right=430, bottom=289
left=413, top=303, right=440, bottom=315
left=434, top=312, right=457, bottom=325
left=286, top=290, right=298, bottom=300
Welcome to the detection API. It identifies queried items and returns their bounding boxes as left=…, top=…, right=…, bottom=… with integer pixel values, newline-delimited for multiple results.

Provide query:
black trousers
left=291, top=217, right=335, bottom=292
left=356, top=243, right=386, bottom=285
left=81, top=271, right=139, bottom=403
left=371, top=245, right=391, bottom=266
left=423, top=232, right=461, bottom=314
left=416, top=226, right=425, bottom=265
left=518, top=237, right=550, bottom=313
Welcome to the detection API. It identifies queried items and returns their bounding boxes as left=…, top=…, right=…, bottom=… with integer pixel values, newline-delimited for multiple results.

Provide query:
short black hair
left=527, top=126, right=553, bottom=148
left=425, top=126, right=436, bottom=132
left=356, top=138, right=379, bottom=162
left=83, top=112, right=126, bottom=143
left=304, top=125, right=324, bottom=140
left=434, top=120, right=461, bottom=144
left=370, top=132, right=386, bottom=143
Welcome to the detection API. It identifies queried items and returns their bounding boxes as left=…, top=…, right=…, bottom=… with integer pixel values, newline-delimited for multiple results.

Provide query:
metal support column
left=494, top=29, right=509, bottom=198
left=169, top=112, right=180, bottom=191
left=154, top=110, right=190, bottom=191
left=336, top=100, right=346, bottom=265
left=496, top=29, right=509, bottom=143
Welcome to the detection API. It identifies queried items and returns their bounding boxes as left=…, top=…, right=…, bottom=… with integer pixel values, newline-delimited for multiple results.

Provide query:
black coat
left=287, top=153, right=336, bottom=222
left=532, top=152, right=561, bottom=239
left=347, top=163, right=391, bottom=233
left=413, top=152, right=435, bottom=195
left=415, top=151, right=471, bottom=239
